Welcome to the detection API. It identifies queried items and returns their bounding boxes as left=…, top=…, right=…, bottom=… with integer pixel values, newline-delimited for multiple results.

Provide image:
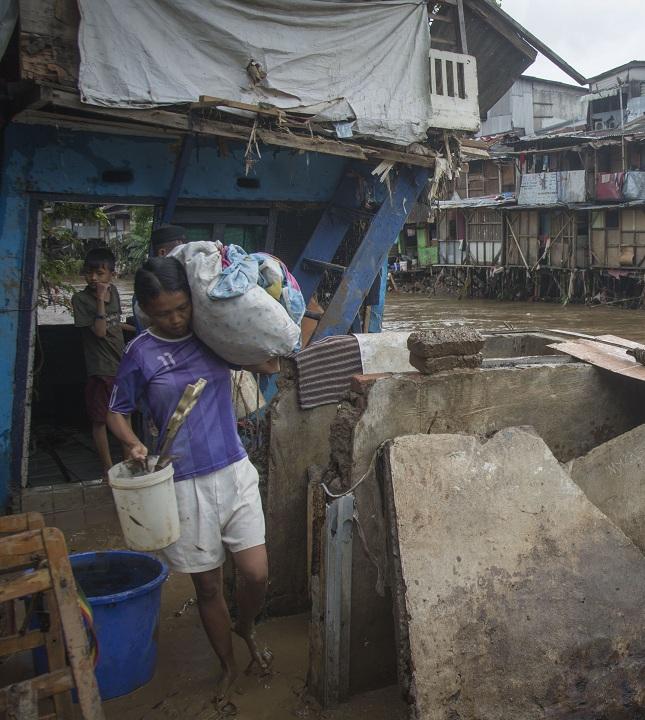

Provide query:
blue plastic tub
left=69, top=551, right=168, bottom=700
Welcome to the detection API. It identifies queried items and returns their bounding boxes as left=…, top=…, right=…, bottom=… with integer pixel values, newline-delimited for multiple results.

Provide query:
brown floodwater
left=383, top=293, right=645, bottom=344
left=42, top=282, right=645, bottom=346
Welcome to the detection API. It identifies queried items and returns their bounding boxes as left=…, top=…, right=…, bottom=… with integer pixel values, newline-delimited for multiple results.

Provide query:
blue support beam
left=0, top=123, right=351, bottom=511
left=367, top=261, right=388, bottom=333
left=161, top=134, right=196, bottom=224
left=291, top=162, right=374, bottom=304
left=313, top=165, right=430, bottom=340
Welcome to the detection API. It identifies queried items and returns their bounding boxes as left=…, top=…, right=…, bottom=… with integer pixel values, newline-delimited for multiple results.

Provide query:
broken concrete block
left=383, top=428, right=645, bottom=720
left=408, top=352, right=482, bottom=374
left=569, top=422, right=645, bottom=553
left=407, top=328, right=484, bottom=358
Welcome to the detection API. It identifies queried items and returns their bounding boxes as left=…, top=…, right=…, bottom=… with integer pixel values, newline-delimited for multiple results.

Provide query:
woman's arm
left=107, top=411, right=148, bottom=462
left=243, top=358, right=281, bottom=375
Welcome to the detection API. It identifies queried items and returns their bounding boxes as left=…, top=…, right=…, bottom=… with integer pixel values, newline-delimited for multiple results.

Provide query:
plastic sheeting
left=77, top=0, right=431, bottom=146
left=623, top=172, right=645, bottom=202
left=595, top=172, right=624, bottom=202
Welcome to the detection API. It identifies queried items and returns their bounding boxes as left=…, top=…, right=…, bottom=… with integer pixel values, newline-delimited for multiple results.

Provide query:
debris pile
left=407, top=328, right=483, bottom=374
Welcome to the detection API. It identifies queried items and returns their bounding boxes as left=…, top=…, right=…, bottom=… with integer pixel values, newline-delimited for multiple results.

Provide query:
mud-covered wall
left=334, top=363, right=645, bottom=694
left=265, top=363, right=339, bottom=614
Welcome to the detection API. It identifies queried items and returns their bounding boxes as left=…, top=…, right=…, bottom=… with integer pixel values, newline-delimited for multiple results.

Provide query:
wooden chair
left=0, top=512, right=104, bottom=719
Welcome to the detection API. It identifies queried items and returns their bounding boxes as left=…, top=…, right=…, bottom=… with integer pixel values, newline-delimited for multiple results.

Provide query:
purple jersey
left=109, top=330, right=246, bottom=481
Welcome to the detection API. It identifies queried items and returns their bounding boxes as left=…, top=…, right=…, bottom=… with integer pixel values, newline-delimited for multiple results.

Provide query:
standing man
left=150, top=223, right=187, bottom=257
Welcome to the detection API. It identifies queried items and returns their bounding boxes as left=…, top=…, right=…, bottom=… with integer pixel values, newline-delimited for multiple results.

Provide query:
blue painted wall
left=0, top=123, right=350, bottom=510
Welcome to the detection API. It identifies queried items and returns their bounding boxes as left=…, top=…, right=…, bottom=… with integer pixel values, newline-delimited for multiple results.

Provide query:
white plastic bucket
left=108, top=461, right=180, bottom=552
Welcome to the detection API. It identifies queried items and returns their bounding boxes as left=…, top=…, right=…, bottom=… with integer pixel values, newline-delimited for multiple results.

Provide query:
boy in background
left=72, top=247, right=128, bottom=480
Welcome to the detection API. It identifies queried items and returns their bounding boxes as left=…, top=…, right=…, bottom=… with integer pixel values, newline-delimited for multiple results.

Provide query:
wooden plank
left=14, top=108, right=184, bottom=139
left=456, top=0, right=469, bottom=54
left=0, top=553, right=47, bottom=573
left=43, top=589, right=75, bottom=719
left=596, top=335, right=645, bottom=350
left=313, top=166, right=430, bottom=339
left=0, top=630, right=45, bottom=657
left=0, top=529, right=43, bottom=555
left=307, top=470, right=326, bottom=599
left=43, top=528, right=105, bottom=719
left=43, top=89, right=437, bottom=169
left=549, top=339, right=645, bottom=381
left=0, top=669, right=74, bottom=713
left=0, top=513, right=44, bottom=534
left=546, top=330, right=644, bottom=351
left=5, top=679, right=38, bottom=720
left=430, top=36, right=457, bottom=49
left=194, top=96, right=286, bottom=119
left=307, top=468, right=328, bottom=703
left=264, top=207, right=278, bottom=254
left=0, top=569, right=50, bottom=603
left=323, top=494, right=354, bottom=707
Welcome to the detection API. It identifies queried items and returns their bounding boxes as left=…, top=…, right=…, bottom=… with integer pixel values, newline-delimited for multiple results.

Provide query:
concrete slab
left=569, top=422, right=645, bottom=553
left=334, top=364, right=645, bottom=694
left=384, top=429, right=645, bottom=720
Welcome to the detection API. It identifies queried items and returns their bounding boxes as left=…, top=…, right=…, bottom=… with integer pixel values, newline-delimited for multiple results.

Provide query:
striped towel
left=293, top=335, right=363, bottom=409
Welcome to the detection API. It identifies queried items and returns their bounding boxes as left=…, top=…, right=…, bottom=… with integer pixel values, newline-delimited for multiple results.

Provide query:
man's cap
left=150, top=224, right=186, bottom=249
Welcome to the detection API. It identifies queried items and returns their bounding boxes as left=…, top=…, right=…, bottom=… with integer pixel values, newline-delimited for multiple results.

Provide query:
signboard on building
left=518, top=171, right=586, bottom=205
left=518, top=173, right=558, bottom=205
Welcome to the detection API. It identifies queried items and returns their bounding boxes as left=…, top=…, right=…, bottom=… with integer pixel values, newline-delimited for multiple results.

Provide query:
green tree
left=122, top=206, right=154, bottom=273
left=39, top=204, right=109, bottom=310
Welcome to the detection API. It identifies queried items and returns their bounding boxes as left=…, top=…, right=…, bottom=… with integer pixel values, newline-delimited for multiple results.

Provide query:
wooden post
left=323, top=494, right=354, bottom=706
left=455, top=0, right=468, bottom=54
left=309, top=493, right=355, bottom=708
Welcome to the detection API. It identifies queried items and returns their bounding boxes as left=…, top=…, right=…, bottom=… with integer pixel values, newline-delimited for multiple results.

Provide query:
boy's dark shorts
left=85, top=375, right=116, bottom=424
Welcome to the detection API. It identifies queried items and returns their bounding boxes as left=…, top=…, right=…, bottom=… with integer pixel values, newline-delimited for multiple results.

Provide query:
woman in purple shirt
left=107, top=257, right=277, bottom=709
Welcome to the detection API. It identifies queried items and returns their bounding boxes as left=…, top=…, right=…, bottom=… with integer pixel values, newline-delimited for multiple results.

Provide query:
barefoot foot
left=213, top=663, right=238, bottom=710
left=233, top=623, right=274, bottom=675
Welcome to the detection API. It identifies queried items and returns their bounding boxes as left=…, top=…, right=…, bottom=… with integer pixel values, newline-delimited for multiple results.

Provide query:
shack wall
left=0, top=122, right=349, bottom=509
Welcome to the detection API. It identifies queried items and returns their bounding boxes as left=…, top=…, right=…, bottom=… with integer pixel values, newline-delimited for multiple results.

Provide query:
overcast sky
left=501, top=0, right=644, bottom=85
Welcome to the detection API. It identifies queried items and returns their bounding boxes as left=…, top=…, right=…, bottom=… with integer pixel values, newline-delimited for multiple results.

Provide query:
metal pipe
left=618, top=78, right=626, bottom=171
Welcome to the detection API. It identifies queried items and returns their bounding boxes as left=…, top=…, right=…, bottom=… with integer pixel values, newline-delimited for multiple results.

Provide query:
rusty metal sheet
left=549, top=338, right=645, bottom=381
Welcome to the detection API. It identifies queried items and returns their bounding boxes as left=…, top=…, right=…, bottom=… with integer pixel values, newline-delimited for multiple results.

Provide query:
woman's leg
left=191, top=567, right=237, bottom=701
left=231, top=544, right=270, bottom=669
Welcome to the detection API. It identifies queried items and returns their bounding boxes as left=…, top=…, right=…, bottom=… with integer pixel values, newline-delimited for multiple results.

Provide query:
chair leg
left=42, top=592, right=75, bottom=719
left=43, top=528, right=104, bottom=720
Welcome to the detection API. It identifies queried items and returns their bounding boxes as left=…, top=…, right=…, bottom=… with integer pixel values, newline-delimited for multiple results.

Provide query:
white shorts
left=160, top=456, right=265, bottom=574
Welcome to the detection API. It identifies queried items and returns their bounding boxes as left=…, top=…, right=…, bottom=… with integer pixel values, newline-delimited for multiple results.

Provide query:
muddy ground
left=5, top=517, right=406, bottom=720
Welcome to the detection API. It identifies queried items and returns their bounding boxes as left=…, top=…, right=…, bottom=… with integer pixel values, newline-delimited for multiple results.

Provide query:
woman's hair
left=134, top=257, right=190, bottom=308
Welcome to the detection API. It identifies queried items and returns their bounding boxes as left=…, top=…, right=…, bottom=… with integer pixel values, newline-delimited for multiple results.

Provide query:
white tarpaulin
left=77, top=0, right=431, bottom=146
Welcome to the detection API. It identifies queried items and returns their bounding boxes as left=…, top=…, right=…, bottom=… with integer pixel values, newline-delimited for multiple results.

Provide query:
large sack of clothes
left=171, top=241, right=303, bottom=365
